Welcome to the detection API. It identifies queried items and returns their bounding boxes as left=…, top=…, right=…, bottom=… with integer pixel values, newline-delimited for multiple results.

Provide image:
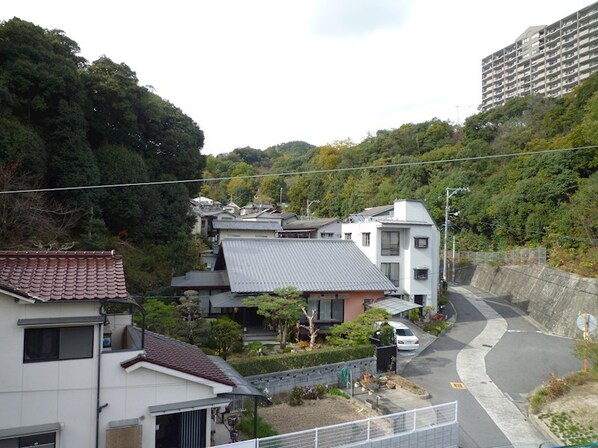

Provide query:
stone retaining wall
left=246, top=357, right=376, bottom=396
left=455, top=264, right=598, bottom=338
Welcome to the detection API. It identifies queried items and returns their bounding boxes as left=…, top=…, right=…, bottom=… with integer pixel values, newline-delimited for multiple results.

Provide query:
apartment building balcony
left=547, top=66, right=561, bottom=76
left=579, top=71, right=593, bottom=82
left=546, top=27, right=560, bottom=38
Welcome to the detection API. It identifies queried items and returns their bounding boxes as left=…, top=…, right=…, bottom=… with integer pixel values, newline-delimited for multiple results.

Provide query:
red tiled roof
left=122, top=329, right=235, bottom=387
left=0, top=251, right=128, bottom=302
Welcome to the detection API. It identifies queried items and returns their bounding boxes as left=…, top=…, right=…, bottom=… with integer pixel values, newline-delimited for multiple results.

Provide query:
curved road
left=402, top=285, right=582, bottom=448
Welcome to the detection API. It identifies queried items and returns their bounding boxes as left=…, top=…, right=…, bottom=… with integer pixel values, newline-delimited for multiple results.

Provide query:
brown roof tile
left=122, top=329, right=235, bottom=387
left=0, top=251, right=128, bottom=302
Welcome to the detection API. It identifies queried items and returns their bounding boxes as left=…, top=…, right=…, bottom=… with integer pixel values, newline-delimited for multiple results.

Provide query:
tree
left=210, top=317, right=243, bottom=360
left=175, top=291, right=204, bottom=345
left=94, top=144, right=149, bottom=236
left=243, top=287, right=305, bottom=349
left=573, top=335, right=598, bottom=372
left=0, top=165, right=78, bottom=248
left=299, top=306, right=319, bottom=349
left=327, top=308, right=391, bottom=347
left=141, top=300, right=177, bottom=336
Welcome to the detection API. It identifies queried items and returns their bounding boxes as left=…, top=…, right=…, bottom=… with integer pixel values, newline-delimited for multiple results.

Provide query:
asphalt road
left=401, top=285, right=582, bottom=448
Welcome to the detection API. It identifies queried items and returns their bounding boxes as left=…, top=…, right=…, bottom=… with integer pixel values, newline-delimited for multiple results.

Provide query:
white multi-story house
left=342, top=200, right=440, bottom=311
left=0, top=251, right=243, bottom=448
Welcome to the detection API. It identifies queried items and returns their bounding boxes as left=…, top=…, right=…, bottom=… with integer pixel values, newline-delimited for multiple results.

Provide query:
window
left=362, top=232, right=370, bottom=247
left=381, top=231, right=400, bottom=255
left=414, top=269, right=429, bottom=280
left=307, top=299, right=344, bottom=322
left=24, top=326, right=94, bottom=362
left=2, top=432, right=56, bottom=448
left=344, top=233, right=352, bottom=240
left=381, top=263, right=400, bottom=286
left=414, top=237, right=428, bottom=249
left=320, top=232, right=334, bottom=238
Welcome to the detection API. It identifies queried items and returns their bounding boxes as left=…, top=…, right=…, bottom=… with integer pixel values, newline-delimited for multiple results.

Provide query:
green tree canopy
left=243, top=287, right=305, bottom=348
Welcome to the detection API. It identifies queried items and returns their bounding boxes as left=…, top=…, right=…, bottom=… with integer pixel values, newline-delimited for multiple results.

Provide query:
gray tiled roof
left=282, top=218, right=339, bottom=230
left=222, top=238, right=397, bottom=293
left=212, top=220, right=282, bottom=231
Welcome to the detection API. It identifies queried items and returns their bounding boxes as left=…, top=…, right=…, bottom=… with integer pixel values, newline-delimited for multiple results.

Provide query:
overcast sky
left=3, top=1, right=594, bottom=155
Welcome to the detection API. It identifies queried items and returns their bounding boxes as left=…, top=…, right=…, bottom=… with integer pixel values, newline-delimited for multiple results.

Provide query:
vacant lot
left=259, top=396, right=378, bottom=435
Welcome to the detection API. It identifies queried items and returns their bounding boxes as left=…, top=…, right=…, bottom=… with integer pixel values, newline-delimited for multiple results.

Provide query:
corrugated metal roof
left=171, top=271, right=229, bottom=289
left=222, top=238, right=397, bottom=293
left=369, top=297, right=422, bottom=315
left=360, top=205, right=394, bottom=216
left=212, top=221, right=282, bottom=231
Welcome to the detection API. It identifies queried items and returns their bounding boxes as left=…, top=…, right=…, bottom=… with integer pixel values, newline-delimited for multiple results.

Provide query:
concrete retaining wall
left=455, top=264, right=598, bottom=338
left=246, top=357, right=376, bottom=396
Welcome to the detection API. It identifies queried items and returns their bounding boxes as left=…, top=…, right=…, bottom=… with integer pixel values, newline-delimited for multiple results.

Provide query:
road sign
left=576, top=313, right=597, bottom=333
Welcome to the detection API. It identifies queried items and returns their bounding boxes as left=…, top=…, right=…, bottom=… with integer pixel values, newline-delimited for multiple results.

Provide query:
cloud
left=311, top=0, right=413, bottom=38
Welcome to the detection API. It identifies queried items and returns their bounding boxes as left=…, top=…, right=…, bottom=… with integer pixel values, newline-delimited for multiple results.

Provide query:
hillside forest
left=0, top=18, right=596, bottom=298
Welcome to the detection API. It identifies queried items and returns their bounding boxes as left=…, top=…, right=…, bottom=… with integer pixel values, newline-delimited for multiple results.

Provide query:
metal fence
left=456, top=247, right=546, bottom=266
left=217, top=401, right=458, bottom=448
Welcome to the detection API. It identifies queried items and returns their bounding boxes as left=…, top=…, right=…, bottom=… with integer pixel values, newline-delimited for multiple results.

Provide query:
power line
left=1, top=145, right=596, bottom=195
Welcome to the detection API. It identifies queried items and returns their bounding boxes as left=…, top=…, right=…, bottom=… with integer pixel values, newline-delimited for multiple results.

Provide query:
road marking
left=506, top=329, right=543, bottom=333
left=450, top=382, right=467, bottom=389
left=454, top=286, right=545, bottom=448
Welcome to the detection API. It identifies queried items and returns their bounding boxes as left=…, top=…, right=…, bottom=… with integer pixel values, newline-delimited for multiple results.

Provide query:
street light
left=443, top=187, right=470, bottom=282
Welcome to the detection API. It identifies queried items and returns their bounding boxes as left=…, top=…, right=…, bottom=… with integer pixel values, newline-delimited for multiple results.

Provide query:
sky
left=2, top=0, right=594, bottom=155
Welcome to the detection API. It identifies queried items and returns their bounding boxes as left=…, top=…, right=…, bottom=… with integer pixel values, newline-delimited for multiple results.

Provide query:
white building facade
left=342, top=200, right=440, bottom=311
left=0, top=251, right=234, bottom=448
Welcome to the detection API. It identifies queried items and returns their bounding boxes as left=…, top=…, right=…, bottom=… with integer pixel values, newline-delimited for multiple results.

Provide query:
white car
left=386, top=321, right=420, bottom=351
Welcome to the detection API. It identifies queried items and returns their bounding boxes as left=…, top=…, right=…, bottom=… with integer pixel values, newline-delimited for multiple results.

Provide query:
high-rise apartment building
left=481, top=2, right=598, bottom=111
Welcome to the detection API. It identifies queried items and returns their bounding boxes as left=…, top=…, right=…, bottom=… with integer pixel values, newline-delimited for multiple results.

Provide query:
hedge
left=228, top=345, right=376, bottom=376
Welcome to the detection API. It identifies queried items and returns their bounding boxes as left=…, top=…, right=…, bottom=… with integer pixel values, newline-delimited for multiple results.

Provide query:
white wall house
left=212, top=220, right=282, bottom=245
left=0, top=251, right=235, bottom=448
left=342, top=200, right=441, bottom=311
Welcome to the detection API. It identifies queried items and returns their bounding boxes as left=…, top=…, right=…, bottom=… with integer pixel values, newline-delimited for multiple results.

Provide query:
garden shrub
left=289, top=386, right=304, bottom=406
left=288, top=384, right=327, bottom=405
left=238, top=413, right=278, bottom=437
left=228, top=345, right=375, bottom=376
left=544, top=373, right=568, bottom=400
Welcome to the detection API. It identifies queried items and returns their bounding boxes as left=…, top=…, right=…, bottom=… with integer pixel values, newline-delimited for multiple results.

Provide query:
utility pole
left=306, top=199, right=320, bottom=217
left=443, top=187, right=469, bottom=282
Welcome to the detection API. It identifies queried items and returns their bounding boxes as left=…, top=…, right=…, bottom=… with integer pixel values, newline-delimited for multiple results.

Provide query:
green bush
left=530, top=388, right=548, bottom=414
left=289, top=386, right=304, bottom=406
left=228, top=345, right=376, bottom=376
left=237, top=413, right=278, bottom=438
left=327, top=387, right=350, bottom=399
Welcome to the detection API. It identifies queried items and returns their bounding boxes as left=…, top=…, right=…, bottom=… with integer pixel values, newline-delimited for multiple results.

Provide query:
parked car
left=372, top=321, right=419, bottom=351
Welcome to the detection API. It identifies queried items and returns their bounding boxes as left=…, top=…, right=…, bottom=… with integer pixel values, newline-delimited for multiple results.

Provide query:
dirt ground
left=258, top=396, right=379, bottom=435
left=543, top=381, right=598, bottom=428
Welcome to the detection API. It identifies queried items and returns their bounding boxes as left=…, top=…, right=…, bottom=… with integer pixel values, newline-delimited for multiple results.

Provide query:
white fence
left=217, top=401, right=458, bottom=448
